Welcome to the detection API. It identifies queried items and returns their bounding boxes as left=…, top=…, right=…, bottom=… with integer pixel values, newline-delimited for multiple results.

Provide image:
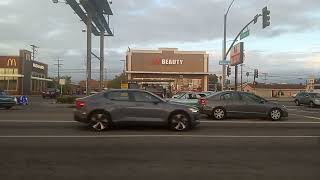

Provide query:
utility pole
left=86, top=12, right=92, bottom=96
left=54, top=58, right=63, bottom=94
left=100, top=31, right=105, bottom=92
left=240, top=64, right=243, bottom=91
left=30, top=45, right=39, bottom=61
left=262, top=73, right=267, bottom=84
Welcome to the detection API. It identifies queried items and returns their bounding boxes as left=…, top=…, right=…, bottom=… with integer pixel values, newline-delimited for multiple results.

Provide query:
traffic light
left=227, top=66, right=231, bottom=77
left=262, top=6, right=270, bottom=29
left=254, top=69, right=259, bottom=78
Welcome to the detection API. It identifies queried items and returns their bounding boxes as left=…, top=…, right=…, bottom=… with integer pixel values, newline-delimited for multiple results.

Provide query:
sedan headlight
left=188, top=108, right=199, bottom=113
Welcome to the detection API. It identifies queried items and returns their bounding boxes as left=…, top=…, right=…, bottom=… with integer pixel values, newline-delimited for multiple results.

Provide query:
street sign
left=240, top=29, right=250, bottom=40
left=230, top=42, right=244, bottom=66
left=59, top=79, right=66, bottom=85
left=219, top=60, right=230, bottom=65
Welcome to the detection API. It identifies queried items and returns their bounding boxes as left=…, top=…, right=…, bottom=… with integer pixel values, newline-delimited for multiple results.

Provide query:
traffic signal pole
left=222, top=14, right=227, bottom=90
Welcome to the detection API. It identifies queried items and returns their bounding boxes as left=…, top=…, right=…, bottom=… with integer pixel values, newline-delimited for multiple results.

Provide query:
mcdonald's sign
left=7, top=58, right=17, bottom=67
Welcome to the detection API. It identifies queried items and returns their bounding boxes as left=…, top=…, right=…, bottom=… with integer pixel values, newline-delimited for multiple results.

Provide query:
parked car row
left=294, top=92, right=320, bottom=108
left=74, top=89, right=289, bottom=132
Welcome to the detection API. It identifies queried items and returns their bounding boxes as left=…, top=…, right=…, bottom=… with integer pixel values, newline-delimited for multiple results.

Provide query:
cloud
left=0, top=0, right=319, bottom=82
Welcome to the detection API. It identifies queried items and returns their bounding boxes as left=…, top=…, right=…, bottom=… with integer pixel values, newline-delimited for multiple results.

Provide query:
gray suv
left=74, top=89, right=200, bottom=131
left=294, top=92, right=320, bottom=107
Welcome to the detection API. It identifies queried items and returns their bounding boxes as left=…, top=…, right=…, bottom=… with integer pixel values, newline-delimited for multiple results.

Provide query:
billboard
left=230, top=42, right=244, bottom=66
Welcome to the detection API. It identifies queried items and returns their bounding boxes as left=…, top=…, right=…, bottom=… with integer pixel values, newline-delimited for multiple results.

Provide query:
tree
left=107, top=73, right=127, bottom=89
left=208, top=74, right=222, bottom=91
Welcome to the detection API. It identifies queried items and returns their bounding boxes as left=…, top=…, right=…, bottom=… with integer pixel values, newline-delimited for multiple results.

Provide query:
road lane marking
left=290, top=113, right=320, bottom=120
left=0, top=135, right=319, bottom=138
left=201, top=120, right=320, bottom=124
left=1, top=120, right=320, bottom=124
left=0, top=120, right=75, bottom=123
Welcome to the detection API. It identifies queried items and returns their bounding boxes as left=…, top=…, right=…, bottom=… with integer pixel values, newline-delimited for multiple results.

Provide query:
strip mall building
left=0, top=50, right=51, bottom=95
left=126, top=48, right=209, bottom=92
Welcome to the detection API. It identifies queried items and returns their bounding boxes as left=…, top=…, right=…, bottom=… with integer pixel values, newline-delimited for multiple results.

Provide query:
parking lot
left=0, top=97, right=320, bottom=180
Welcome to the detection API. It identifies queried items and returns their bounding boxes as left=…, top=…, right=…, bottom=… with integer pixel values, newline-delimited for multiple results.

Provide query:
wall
left=129, top=49, right=207, bottom=73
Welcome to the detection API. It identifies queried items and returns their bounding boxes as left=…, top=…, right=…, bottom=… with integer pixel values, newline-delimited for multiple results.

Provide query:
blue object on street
left=18, top=96, right=29, bottom=105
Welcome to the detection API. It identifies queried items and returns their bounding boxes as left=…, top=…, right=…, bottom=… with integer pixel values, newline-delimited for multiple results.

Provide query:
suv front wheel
left=169, top=112, right=190, bottom=131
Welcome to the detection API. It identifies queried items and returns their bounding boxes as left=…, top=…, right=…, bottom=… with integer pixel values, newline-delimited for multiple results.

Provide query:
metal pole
left=222, top=14, right=227, bottom=90
left=100, top=32, right=104, bottom=91
left=234, top=65, right=238, bottom=91
left=86, top=12, right=92, bottom=96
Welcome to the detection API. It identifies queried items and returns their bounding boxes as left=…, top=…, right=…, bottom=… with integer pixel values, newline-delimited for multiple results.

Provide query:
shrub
left=56, top=96, right=77, bottom=104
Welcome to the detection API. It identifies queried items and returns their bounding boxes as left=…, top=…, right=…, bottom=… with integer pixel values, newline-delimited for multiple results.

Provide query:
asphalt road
left=0, top=97, right=320, bottom=180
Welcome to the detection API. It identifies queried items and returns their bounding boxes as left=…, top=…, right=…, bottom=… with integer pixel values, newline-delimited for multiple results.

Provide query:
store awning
left=0, top=74, right=24, bottom=77
left=31, top=76, right=53, bottom=82
left=126, top=71, right=210, bottom=75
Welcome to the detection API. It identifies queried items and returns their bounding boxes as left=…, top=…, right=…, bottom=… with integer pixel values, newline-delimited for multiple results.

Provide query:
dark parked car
left=201, top=91, right=288, bottom=121
left=42, top=88, right=60, bottom=99
left=74, top=89, right=200, bottom=131
left=0, top=90, right=17, bottom=109
left=294, top=92, right=320, bottom=107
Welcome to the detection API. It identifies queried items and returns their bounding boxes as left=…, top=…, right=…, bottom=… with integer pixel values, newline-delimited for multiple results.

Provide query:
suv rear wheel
left=89, top=111, right=111, bottom=131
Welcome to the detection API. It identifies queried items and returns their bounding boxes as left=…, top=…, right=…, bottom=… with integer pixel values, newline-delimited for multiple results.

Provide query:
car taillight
left=199, top=98, right=207, bottom=106
left=76, top=100, right=85, bottom=109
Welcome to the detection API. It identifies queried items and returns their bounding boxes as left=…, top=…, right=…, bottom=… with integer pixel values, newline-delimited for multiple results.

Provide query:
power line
left=53, top=58, right=63, bottom=81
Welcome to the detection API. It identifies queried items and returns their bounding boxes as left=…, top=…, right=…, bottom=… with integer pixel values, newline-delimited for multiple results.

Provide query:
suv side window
left=133, top=92, right=160, bottom=103
left=104, top=91, right=130, bottom=101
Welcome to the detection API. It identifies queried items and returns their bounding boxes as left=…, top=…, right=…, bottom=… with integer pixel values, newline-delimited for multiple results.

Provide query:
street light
left=222, top=0, right=236, bottom=90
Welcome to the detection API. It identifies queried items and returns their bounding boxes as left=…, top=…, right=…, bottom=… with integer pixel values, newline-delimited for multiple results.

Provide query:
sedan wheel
left=213, top=108, right=225, bottom=120
left=89, top=112, right=110, bottom=131
left=270, top=109, right=282, bottom=121
left=169, top=113, right=190, bottom=131
left=295, top=100, right=300, bottom=106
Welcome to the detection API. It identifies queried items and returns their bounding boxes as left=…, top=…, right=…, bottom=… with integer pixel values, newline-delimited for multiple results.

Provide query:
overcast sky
left=0, top=0, right=319, bottom=83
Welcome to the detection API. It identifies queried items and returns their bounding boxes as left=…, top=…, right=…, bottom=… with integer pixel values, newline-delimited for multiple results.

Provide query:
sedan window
left=220, top=93, right=239, bottom=101
left=241, top=93, right=262, bottom=103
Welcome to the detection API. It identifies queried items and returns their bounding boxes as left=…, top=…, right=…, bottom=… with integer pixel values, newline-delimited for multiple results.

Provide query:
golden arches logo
left=7, top=58, right=17, bottom=67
